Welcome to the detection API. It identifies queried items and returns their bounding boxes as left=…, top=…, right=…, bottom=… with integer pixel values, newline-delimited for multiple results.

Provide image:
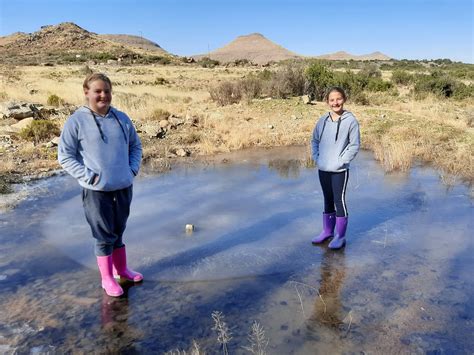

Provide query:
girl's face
left=327, top=91, right=345, bottom=115
left=84, top=79, right=112, bottom=115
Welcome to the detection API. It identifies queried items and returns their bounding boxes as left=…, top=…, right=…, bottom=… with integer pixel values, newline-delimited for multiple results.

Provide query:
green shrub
left=332, top=70, right=367, bottom=98
left=47, top=94, right=65, bottom=107
left=452, top=83, right=474, bottom=100
left=380, top=59, right=425, bottom=71
left=305, top=63, right=334, bottom=100
left=89, top=52, right=116, bottom=61
left=366, top=77, right=393, bottom=92
left=257, top=68, right=273, bottom=81
left=19, top=120, right=60, bottom=145
left=391, top=70, right=414, bottom=85
left=413, top=72, right=456, bottom=98
left=143, top=56, right=171, bottom=65
left=199, top=57, right=220, bottom=68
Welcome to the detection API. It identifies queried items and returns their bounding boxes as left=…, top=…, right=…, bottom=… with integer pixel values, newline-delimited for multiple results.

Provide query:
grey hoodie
left=58, top=106, right=142, bottom=191
left=311, top=111, right=360, bottom=172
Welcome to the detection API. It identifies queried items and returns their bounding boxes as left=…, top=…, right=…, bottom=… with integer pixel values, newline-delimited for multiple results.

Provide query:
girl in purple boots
left=311, top=87, right=360, bottom=249
left=58, top=73, right=143, bottom=297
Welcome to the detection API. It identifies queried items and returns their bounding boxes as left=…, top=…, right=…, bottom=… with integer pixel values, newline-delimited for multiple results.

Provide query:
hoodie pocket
left=84, top=166, right=99, bottom=185
left=97, top=165, right=134, bottom=190
left=338, top=156, right=349, bottom=170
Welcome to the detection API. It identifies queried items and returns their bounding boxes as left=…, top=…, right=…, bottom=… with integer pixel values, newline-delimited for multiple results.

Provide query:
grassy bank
left=0, top=63, right=472, bottom=194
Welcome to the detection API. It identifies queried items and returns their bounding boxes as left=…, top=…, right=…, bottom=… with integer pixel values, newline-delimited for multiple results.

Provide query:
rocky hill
left=0, top=22, right=170, bottom=64
left=193, top=33, right=300, bottom=65
left=99, top=34, right=167, bottom=54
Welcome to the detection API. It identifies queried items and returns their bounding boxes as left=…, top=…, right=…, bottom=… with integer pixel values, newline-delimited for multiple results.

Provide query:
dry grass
left=0, top=64, right=473, bottom=187
left=359, top=103, right=474, bottom=179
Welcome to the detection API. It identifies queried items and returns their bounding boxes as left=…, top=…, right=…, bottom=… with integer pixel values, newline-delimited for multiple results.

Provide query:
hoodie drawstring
left=319, top=114, right=330, bottom=141
left=111, top=111, right=128, bottom=143
left=335, top=117, right=341, bottom=142
left=320, top=113, right=343, bottom=142
left=87, top=107, right=127, bottom=143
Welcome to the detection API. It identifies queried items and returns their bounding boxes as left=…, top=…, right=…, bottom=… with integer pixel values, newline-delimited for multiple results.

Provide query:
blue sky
left=0, top=0, right=472, bottom=63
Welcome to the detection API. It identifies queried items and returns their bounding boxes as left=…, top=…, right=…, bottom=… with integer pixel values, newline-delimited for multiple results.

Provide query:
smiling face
left=84, top=79, right=112, bottom=115
left=327, top=90, right=346, bottom=116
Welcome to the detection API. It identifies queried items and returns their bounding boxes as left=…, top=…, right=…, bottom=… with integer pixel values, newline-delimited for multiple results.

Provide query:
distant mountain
left=193, top=33, right=300, bottom=65
left=316, top=51, right=391, bottom=61
left=99, top=34, right=167, bottom=54
left=0, top=23, right=391, bottom=65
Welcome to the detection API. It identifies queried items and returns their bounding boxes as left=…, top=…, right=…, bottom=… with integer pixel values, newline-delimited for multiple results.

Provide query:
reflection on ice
left=42, top=148, right=472, bottom=284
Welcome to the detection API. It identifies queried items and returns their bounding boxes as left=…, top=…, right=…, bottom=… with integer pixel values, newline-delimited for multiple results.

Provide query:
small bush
left=266, top=63, right=306, bottom=99
left=238, top=75, right=262, bottom=103
left=142, top=56, right=171, bottom=65
left=391, top=70, right=414, bottom=85
left=350, top=91, right=370, bottom=105
left=199, top=57, right=220, bottom=68
left=210, top=81, right=241, bottom=106
left=0, top=175, right=13, bottom=194
left=149, top=108, right=170, bottom=121
left=47, top=94, right=65, bottom=107
left=153, top=77, right=168, bottom=85
left=359, top=63, right=382, bottom=78
left=233, top=59, right=251, bottom=66
left=19, top=120, right=60, bottom=145
left=79, top=65, right=93, bottom=75
left=257, top=68, right=273, bottom=81
left=181, top=132, right=202, bottom=144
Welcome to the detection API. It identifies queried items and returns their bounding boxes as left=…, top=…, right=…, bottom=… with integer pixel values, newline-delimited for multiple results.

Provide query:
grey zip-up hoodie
left=58, top=106, right=142, bottom=191
left=311, top=111, right=360, bottom=172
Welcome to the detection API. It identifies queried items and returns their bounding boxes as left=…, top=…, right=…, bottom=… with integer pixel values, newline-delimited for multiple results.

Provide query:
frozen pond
left=0, top=147, right=473, bottom=354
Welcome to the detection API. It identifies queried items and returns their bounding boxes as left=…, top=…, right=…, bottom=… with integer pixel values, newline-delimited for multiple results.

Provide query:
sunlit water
left=0, top=147, right=472, bottom=354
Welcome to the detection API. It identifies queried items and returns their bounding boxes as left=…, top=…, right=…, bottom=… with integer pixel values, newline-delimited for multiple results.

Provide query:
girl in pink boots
left=311, top=87, right=360, bottom=249
left=58, top=73, right=143, bottom=297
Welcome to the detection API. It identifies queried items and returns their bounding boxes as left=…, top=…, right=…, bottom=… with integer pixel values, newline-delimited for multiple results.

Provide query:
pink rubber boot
left=97, top=255, right=124, bottom=297
left=112, top=246, right=143, bottom=282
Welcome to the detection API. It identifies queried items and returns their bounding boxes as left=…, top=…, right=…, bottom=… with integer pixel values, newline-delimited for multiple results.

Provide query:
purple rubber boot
left=328, top=217, right=348, bottom=250
left=312, top=212, right=336, bottom=244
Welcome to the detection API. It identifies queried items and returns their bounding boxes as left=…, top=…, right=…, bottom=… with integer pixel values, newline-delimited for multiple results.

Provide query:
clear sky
left=0, top=0, right=472, bottom=63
